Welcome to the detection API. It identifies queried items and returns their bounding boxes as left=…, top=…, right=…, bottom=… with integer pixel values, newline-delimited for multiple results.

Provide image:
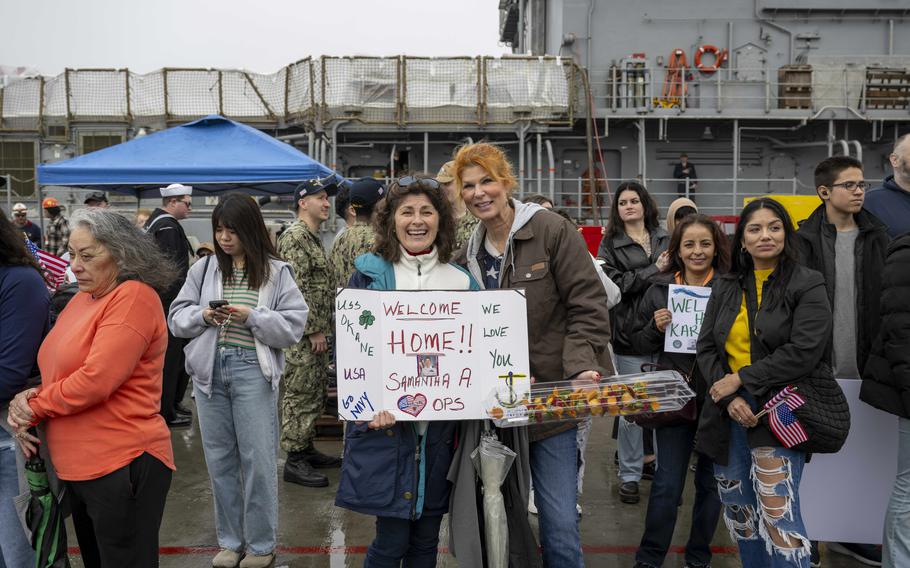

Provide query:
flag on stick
left=24, top=237, right=68, bottom=293
left=761, top=385, right=808, bottom=448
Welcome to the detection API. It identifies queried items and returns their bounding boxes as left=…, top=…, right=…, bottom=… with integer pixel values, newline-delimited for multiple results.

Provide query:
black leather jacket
left=597, top=227, right=669, bottom=355
left=695, top=264, right=832, bottom=465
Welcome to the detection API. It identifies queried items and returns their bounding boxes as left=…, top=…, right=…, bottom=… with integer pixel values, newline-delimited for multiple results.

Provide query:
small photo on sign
left=417, top=355, right=439, bottom=377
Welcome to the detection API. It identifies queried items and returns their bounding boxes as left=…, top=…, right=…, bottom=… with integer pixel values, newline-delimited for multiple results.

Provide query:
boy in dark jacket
left=796, top=156, right=888, bottom=566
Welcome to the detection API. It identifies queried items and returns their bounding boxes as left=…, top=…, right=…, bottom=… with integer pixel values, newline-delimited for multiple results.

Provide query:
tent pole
left=424, top=132, right=429, bottom=173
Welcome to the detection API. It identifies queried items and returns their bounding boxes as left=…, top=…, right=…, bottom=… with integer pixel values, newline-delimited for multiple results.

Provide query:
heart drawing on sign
left=398, top=393, right=428, bottom=417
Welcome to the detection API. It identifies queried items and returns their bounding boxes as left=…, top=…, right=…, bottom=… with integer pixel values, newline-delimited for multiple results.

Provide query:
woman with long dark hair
left=169, top=194, right=308, bottom=568
left=631, top=214, right=729, bottom=568
left=597, top=181, right=669, bottom=504
left=0, top=209, right=46, bottom=568
left=696, top=198, right=831, bottom=567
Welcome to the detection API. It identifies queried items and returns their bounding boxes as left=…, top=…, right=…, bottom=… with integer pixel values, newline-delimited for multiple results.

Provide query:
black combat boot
left=300, top=444, right=342, bottom=468
left=283, top=451, right=329, bottom=487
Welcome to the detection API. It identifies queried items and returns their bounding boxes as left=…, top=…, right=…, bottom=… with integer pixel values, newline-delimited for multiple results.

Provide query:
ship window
left=78, top=132, right=124, bottom=155
left=0, top=140, right=36, bottom=197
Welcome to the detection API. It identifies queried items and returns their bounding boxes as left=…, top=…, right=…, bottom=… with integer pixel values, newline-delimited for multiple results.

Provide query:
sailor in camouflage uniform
left=437, top=160, right=479, bottom=250
left=278, top=177, right=341, bottom=487
left=328, top=178, right=386, bottom=289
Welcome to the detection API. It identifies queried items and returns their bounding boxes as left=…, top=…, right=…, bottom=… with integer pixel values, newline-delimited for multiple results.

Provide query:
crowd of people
left=2, top=136, right=910, bottom=568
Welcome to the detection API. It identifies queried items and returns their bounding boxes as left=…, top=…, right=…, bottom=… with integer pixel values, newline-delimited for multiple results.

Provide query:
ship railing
left=527, top=176, right=834, bottom=223
left=590, top=65, right=909, bottom=115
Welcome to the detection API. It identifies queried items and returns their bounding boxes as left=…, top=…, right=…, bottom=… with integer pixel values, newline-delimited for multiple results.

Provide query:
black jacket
left=796, top=205, right=889, bottom=376
left=631, top=272, right=715, bottom=409
left=597, top=227, right=669, bottom=355
left=673, top=162, right=698, bottom=192
left=861, top=235, right=910, bottom=418
left=144, top=208, right=191, bottom=305
left=695, top=264, right=832, bottom=465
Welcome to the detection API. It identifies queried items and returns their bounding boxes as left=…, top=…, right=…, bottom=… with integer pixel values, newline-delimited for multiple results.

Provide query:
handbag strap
left=198, top=255, right=211, bottom=298
left=640, top=360, right=697, bottom=384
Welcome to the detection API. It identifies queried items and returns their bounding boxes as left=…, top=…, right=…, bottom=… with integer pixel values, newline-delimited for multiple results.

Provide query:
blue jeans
left=616, top=354, right=655, bottom=482
left=714, top=418, right=810, bottom=568
left=364, top=514, right=442, bottom=567
left=195, top=347, right=279, bottom=556
left=530, top=426, right=582, bottom=567
left=636, top=422, right=721, bottom=568
left=0, top=434, right=34, bottom=568
left=884, top=417, right=910, bottom=567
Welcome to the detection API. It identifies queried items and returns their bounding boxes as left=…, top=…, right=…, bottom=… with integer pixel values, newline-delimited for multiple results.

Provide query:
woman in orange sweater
left=7, top=208, right=177, bottom=568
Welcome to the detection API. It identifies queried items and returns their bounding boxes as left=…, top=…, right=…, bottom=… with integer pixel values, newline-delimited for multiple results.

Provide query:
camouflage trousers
left=280, top=348, right=329, bottom=453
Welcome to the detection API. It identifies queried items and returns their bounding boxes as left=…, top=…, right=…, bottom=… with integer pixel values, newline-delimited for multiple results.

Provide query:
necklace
left=629, top=230, right=651, bottom=256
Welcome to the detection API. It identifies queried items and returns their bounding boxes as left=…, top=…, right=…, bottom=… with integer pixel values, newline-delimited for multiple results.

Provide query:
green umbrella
left=23, top=430, right=69, bottom=568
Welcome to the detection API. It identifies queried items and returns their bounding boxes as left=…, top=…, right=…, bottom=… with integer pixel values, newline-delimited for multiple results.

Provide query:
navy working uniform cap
left=349, top=178, right=387, bottom=208
left=295, top=176, right=340, bottom=199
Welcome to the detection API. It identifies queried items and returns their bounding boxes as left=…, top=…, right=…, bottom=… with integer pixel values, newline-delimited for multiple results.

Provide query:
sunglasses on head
left=395, top=176, right=440, bottom=190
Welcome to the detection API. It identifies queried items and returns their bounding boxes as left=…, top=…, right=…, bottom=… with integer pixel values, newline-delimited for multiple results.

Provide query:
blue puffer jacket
left=334, top=252, right=477, bottom=520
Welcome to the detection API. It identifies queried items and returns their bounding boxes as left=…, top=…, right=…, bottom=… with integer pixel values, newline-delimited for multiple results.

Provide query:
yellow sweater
left=725, top=268, right=774, bottom=373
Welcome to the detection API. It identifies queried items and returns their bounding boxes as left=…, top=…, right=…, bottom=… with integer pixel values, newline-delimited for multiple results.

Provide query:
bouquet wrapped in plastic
left=484, top=370, right=694, bottom=428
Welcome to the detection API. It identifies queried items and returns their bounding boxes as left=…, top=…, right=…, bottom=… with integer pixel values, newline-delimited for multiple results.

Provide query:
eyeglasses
left=395, top=176, right=440, bottom=190
left=13, top=212, right=26, bottom=217
left=180, top=199, right=193, bottom=207
left=829, top=180, right=870, bottom=192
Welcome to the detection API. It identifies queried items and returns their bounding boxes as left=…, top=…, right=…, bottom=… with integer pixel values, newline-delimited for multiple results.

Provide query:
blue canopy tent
left=37, top=115, right=338, bottom=197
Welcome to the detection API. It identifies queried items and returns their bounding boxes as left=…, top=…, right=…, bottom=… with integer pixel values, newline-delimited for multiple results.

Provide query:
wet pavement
left=63, top=406, right=868, bottom=567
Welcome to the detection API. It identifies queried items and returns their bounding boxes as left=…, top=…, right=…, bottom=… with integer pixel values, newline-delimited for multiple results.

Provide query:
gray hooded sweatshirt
left=168, top=257, right=308, bottom=397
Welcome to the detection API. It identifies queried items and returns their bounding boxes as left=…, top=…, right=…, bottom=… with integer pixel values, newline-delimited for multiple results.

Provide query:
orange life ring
left=695, top=45, right=728, bottom=74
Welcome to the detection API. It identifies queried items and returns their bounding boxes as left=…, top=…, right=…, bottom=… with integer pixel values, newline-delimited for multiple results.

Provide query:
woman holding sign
left=630, top=214, right=729, bottom=568
left=334, top=175, right=479, bottom=567
left=454, top=143, right=614, bottom=568
left=169, top=195, right=308, bottom=568
left=696, top=198, right=831, bottom=568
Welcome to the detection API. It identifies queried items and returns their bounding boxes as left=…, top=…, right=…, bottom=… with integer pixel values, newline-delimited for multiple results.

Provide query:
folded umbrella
left=471, top=429, right=516, bottom=568
left=24, top=429, right=69, bottom=568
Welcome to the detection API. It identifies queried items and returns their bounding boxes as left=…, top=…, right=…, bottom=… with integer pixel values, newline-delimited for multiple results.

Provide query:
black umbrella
left=23, top=429, right=69, bottom=568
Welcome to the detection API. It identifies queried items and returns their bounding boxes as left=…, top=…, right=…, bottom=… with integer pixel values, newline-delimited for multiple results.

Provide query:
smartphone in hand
left=209, top=300, right=229, bottom=309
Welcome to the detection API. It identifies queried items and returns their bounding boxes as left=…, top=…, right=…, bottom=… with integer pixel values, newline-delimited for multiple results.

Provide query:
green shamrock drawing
left=359, top=310, right=376, bottom=329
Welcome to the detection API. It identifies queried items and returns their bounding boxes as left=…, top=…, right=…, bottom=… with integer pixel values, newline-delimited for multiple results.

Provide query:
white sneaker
left=528, top=489, right=538, bottom=515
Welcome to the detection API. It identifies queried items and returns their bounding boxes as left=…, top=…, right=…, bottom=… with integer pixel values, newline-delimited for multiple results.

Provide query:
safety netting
left=0, top=56, right=581, bottom=130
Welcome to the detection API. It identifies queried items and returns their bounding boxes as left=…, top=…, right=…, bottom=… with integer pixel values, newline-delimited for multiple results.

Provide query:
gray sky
left=4, top=0, right=506, bottom=75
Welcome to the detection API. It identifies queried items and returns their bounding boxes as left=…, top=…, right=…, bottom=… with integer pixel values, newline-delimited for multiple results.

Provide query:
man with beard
left=866, top=133, right=910, bottom=239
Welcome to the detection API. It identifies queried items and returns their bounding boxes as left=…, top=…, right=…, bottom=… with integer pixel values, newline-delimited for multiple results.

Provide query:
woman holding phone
left=169, top=194, right=308, bottom=568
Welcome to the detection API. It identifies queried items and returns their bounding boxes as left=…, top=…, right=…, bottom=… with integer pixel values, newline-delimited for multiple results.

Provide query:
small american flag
left=763, top=385, right=808, bottom=448
left=24, top=237, right=68, bottom=292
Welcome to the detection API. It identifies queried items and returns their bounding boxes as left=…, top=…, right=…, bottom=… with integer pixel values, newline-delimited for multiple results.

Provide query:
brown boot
left=238, top=552, right=275, bottom=568
left=212, top=549, right=243, bottom=568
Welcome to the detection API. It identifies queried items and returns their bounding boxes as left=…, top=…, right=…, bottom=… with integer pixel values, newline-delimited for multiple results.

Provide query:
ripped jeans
left=714, top=419, right=811, bottom=568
